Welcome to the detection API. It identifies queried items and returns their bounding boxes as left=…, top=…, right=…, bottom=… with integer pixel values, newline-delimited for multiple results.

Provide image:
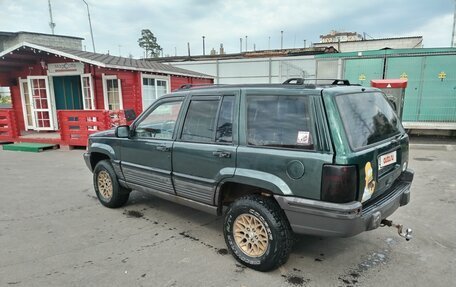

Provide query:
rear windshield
left=335, top=92, right=403, bottom=150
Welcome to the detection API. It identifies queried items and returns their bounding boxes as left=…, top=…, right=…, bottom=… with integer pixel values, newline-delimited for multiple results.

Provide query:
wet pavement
left=0, top=143, right=455, bottom=286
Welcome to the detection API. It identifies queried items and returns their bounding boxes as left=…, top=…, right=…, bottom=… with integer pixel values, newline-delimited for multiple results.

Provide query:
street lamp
left=82, top=0, right=96, bottom=53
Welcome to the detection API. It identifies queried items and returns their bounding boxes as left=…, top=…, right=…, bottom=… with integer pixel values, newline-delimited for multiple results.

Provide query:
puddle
left=124, top=210, right=144, bottom=218
left=281, top=274, right=309, bottom=286
left=217, top=248, right=228, bottom=255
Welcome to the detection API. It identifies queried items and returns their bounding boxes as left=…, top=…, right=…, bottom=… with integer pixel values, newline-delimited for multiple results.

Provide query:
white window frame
left=102, top=74, right=123, bottom=110
left=81, top=73, right=95, bottom=110
left=27, top=76, right=55, bottom=131
left=140, top=73, right=170, bottom=111
left=18, top=78, right=34, bottom=130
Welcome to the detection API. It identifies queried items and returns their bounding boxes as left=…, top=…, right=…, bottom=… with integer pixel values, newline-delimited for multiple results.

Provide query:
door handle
left=156, top=145, right=171, bottom=152
left=212, top=151, right=231, bottom=158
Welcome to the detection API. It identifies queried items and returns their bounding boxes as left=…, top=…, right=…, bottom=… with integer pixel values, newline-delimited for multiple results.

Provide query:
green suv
left=83, top=80, right=413, bottom=271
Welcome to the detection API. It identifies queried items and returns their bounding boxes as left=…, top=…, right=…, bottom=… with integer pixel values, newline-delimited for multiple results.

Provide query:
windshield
left=335, top=92, right=403, bottom=150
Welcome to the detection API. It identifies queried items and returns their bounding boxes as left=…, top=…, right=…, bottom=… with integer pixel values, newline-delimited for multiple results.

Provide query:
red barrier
left=58, top=110, right=128, bottom=147
left=58, top=110, right=111, bottom=147
left=0, top=109, right=19, bottom=141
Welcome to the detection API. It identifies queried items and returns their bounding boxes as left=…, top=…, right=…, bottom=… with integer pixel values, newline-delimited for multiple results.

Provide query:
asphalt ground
left=0, top=143, right=455, bottom=287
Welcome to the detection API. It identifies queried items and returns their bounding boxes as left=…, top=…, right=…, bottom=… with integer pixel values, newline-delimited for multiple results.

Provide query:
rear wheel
left=223, top=194, right=294, bottom=271
left=93, top=160, right=130, bottom=208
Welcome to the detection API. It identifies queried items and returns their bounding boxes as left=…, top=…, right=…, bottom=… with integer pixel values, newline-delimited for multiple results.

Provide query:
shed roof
left=0, top=42, right=212, bottom=79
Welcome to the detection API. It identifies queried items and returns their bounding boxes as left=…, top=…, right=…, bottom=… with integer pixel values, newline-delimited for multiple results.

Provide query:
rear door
left=236, top=89, right=334, bottom=201
left=172, top=92, right=238, bottom=205
left=331, top=90, right=408, bottom=203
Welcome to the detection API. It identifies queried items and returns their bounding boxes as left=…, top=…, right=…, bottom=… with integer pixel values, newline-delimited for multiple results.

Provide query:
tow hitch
left=381, top=219, right=413, bottom=241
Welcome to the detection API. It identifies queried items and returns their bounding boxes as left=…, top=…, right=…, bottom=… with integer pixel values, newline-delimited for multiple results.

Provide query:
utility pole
left=48, top=0, right=56, bottom=34
left=303, top=39, right=306, bottom=48
left=202, top=36, right=206, bottom=55
left=240, top=38, right=243, bottom=53
left=82, top=0, right=96, bottom=53
left=187, top=42, right=191, bottom=57
left=452, top=0, right=456, bottom=47
left=268, top=36, right=271, bottom=50
left=280, top=30, right=284, bottom=49
left=245, top=36, right=248, bottom=51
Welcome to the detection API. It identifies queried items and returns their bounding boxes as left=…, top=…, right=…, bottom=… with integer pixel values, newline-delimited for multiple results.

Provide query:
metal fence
left=337, top=55, right=456, bottom=124
left=171, top=50, right=456, bottom=126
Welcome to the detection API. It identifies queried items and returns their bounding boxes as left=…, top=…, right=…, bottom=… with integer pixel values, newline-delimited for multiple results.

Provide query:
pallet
left=2, top=142, right=59, bottom=152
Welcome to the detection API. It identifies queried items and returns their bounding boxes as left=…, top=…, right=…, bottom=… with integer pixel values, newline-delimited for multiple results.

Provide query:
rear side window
left=247, top=95, right=314, bottom=150
left=335, top=92, right=403, bottom=150
left=181, top=99, right=219, bottom=143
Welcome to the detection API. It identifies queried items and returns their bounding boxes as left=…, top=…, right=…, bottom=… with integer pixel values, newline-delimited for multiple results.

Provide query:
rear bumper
left=275, top=169, right=413, bottom=237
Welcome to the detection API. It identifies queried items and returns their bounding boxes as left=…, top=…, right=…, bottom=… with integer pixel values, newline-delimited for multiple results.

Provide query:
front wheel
left=223, top=194, right=294, bottom=271
left=93, top=160, right=130, bottom=208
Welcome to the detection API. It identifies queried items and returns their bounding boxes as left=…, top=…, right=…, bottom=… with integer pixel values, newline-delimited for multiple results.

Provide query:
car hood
left=89, top=129, right=116, bottom=138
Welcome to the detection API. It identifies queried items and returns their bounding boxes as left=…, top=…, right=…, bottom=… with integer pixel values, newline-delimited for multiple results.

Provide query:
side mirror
left=115, top=125, right=130, bottom=138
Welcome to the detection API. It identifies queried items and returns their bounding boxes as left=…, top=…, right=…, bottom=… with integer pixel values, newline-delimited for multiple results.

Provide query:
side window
left=247, top=95, right=314, bottom=150
left=216, top=96, right=235, bottom=143
left=181, top=99, right=219, bottom=143
left=134, top=100, right=182, bottom=139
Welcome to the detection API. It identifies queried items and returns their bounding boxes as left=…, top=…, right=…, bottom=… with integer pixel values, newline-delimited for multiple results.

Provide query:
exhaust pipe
left=381, top=219, right=413, bottom=241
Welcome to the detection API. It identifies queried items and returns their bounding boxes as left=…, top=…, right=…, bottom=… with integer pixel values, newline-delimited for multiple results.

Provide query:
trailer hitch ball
left=403, top=228, right=413, bottom=241
left=381, top=219, right=413, bottom=241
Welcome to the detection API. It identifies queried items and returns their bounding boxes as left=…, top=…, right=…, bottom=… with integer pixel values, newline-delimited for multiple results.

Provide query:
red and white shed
left=0, top=42, right=213, bottom=146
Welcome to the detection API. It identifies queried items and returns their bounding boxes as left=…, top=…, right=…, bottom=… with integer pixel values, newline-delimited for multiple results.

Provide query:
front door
left=53, top=76, right=83, bottom=110
left=27, top=76, right=54, bottom=131
left=120, top=97, right=184, bottom=194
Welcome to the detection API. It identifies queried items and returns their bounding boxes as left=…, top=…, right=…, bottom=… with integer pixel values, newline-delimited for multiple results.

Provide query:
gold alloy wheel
left=233, top=213, right=269, bottom=257
left=97, top=170, right=113, bottom=200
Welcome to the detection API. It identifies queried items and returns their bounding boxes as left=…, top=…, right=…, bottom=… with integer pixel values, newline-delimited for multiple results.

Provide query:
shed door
left=27, top=76, right=54, bottom=131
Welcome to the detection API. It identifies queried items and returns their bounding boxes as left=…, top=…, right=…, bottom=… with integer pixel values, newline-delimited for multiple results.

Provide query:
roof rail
left=176, top=83, right=222, bottom=91
left=282, top=78, right=356, bottom=86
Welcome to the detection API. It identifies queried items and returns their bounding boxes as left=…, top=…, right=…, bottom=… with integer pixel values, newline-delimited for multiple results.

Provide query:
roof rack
left=282, top=78, right=358, bottom=86
left=176, top=83, right=222, bottom=91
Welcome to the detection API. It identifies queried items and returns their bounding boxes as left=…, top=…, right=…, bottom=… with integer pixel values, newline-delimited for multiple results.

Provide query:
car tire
left=223, top=194, right=294, bottom=271
left=93, top=160, right=130, bottom=208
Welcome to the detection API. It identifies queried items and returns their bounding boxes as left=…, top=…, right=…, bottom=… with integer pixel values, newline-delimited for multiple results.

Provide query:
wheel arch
left=89, top=143, right=116, bottom=170
left=215, top=172, right=292, bottom=215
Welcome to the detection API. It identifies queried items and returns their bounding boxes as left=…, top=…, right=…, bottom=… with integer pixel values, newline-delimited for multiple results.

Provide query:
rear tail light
left=321, top=165, right=358, bottom=203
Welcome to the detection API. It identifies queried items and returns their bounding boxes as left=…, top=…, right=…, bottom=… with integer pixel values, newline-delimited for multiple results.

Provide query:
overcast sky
left=0, top=0, right=454, bottom=58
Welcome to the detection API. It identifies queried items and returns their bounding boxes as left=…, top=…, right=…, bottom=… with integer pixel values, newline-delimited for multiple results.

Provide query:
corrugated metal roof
left=51, top=45, right=212, bottom=78
left=315, top=47, right=456, bottom=59
left=0, top=42, right=212, bottom=79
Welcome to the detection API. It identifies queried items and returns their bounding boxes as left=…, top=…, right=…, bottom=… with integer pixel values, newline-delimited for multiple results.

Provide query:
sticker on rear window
left=297, top=131, right=310, bottom=145
left=362, top=161, right=376, bottom=203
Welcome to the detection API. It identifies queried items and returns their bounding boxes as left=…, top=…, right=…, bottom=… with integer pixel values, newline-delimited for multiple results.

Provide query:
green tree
left=138, top=29, right=162, bottom=58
